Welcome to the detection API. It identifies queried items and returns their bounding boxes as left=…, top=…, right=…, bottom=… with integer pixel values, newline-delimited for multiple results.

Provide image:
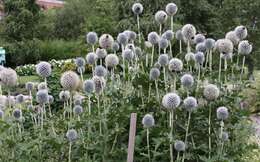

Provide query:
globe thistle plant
left=203, top=84, right=220, bottom=101
left=105, top=54, right=119, bottom=68
left=196, top=42, right=206, bottom=53
left=155, top=10, right=168, bottom=35
left=16, top=94, right=24, bottom=104
left=176, top=30, right=184, bottom=53
left=162, top=92, right=181, bottom=110
left=74, top=57, right=86, bottom=67
left=86, top=32, right=98, bottom=46
left=168, top=58, right=183, bottom=72
left=159, top=38, right=169, bottom=53
left=132, top=3, right=143, bottom=44
left=59, top=90, right=70, bottom=102
left=217, top=106, right=229, bottom=121
left=66, top=129, right=78, bottom=162
left=99, top=34, right=114, bottom=49
left=117, top=32, right=128, bottom=46
left=25, top=82, right=34, bottom=92
left=149, top=68, right=160, bottom=101
left=36, top=61, right=52, bottom=79
left=36, top=89, right=49, bottom=105
left=92, top=76, right=106, bottom=95
left=86, top=52, right=97, bottom=65
left=94, top=65, right=107, bottom=77
left=13, top=108, right=22, bottom=120
left=112, top=42, right=120, bottom=53
left=234, top=25, right=247, bottom=40
left=0, top=68, right=18, bottom=87
left=174, top=140, right=185, bottom=161
left=37, top=82, right=48, bottom=90
left=194, top=34, right=205, bottom=44
left=182, top=24, right=196, bottom=52
left=181, top=74, right=194, bottom=89
left=225, top=31, right=239, bottom=45
left=73, top=105, right=83, bottom=116
left=60, top=71, right=80, bottom=91
left=238, top=40, right=252, bottom=81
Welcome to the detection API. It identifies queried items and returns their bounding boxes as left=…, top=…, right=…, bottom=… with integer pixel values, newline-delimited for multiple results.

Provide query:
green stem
left=218, top=54, right=222, bottom=83
left=137, top=14, right=141, bottom=45
left=147, top=128, right=151, bottom=162
left=69, top=142, right=72, bottom=162
left=155, top=80, right=159, bottom=102
left=151, top=46, right=154, bottom=67
left=240, top=56, right=245, bottom=82
left=182, top=111, right=191, bottom=162
left=208, top=106, right=212, bottom=159
left=170, top=111, right=174, bottom=162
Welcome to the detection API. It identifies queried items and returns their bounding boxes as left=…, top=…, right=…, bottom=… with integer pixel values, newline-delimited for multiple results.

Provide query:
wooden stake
left=127, top=113, right=137, bottom=162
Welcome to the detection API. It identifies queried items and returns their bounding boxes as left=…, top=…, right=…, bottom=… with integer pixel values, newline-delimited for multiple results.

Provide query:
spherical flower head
left=36, top=61, right=52, bottom=78
left=162, top=93, right=181, bottom=110
left=238, top=40, right=252, bottom=55
left=66, top=129, right=78, bottom=142
left=195, top=42, right=206, bottom=53
left=142, top=114, right=155, bottom=128
left=59, top=90, right=70, bottom=101
left=36, top=89, right=49, bottom=104
left=235, top=25, right=247, bottom=40
left=73, top=98, right=82, bottom=105
left=185, top=52, right=195, bottom=62
left=155, top=10, right=168, bottom=24
left=37, top=82, right=48, bottom=90
left=0, top=68, right=18, bottom=87
left=86, top=32, right=98, bottom=45
left=112, top=42, right=120, bottom=52
left=195, top=52, right=205, bottom=64
left=73, top=105, right=83, bottom=115
left=182, top=24, right=196, bottom=41
left=225, top=31, right=239, bottom=45
left=48, top=95, right=54, bottom=104
left=117, top=33, right=128, bottom=45
left=205, top=38, right=215, bottom=49
left=134, top=47, right=142, bottom=57
left=183, top=97, right=198, bottom=112
left=25, top=82, right=34, bottom=92
left=162, top=30, right=174, bottom=41
left=74, top=57, right=86, bottom=67
left=105, top=54, right=119, bottom=68
left=166, top=3, right=178, bottom=16
left=175, top=30, right=184, bottom=41
left=203, top=84, right=220, bottom=101
left=0, top=109, right=4, bottom=119
left=132, top=3, right=143, bottom=15
left=217, top=106, right=229, bottom=120
left=125, top=43, right=135, bottom=51
left=158, top=54, right=169, bottom=66
left=194, top=34, right=205, bottom=44
left=13, top=108, right=22, bottom=120
left=95, top=48, right=107, bottom=59
left=92, top=76, right=106, bottom=94
left=94, top=65, right=107, bottom=77
left=124, top=30, right=137, bottom=42
left=60, top=71, right=80, bottom=91
left=122, top=49, right=134, bottom=61
left=16, top=94, right=24, bottom=104
left=222, top=132, right=229, bottom=141
left=149, top=68, right=160, bottom=81
left=99, top=34, right=114, bottom=49
left=181, top=74, right=194, bottom=88
left=27, top=104, right=33, bottom=111
left=159, top=38, right=169, bottom=49
left=86, top=52, right=97, bottom=65
left=168, top=58, right=183, bottom=72
left=215, top=39, right=233, bottom=54
left=148, top=32, right=159, bottom=45
left=174, top=140, right=185, bottom=152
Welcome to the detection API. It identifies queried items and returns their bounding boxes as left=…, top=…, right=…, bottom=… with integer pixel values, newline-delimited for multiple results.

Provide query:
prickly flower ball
left=25, top=82, right=34, bottom=92
left=96, top=48, right=107, bottom=59
left=159, top=38, right=169, bottom=49
left=86, top=52, right=97, bottom=65
left=205, top=38, right=215, bottom=49
left=149, top=68, right=160, bottom=81
left=215, top=39, right=234, bottom=54
left=92, top=76, right=106, bottom=94
left=238, top=40, right=252, bottom=55
left=195, top=42, right=206, bottom=53
left=185, top=52, right=195, bottom=62
left=16, top=94, right=24, bottom=104
left=203, top=84, right=220, bottom=101
left=75, top=57, right=86, bottom=67
left=94, top=65, right=107, bottom=77
left=99, top=34, right=114, bottom=49
left=194, top=34, right=205, bottom=44
left=142, top=114, right=155, bottom=128
left=181, top=74, right=194, bottom=88
left=168, top=58, right=183, bottom=72
left=165, top=3, right=178, bottom=16
left=183, top=96, right=198, bottom=112
left=162, top=93, right=181, bottom=110
left=112, top=42, right=120, bottom=52
left=60, top=71, right=80, bottom=91
left=225, top=31, right=239, bottom=45
left=0, top=68, right=18, bottom=87
left=122, top=49, right=134, bottom=61
left=105, top=54, right=119, bottom=68
left=37, top=82, right=48, bottom=90
left=66, top=129, right=78, bottom=142
left=36, top=89, right=49, bottom=104
left=158, top=54, right=169, bottom=66
left=217, top=106, right=229, bottom=120
left=86, top=32, right=98, bottom=45
left=59, top=90, right=70, bottom=101
left=235, top=25, right=247, bottom=40
left=117, top=33, right=128, bottom=45
left=155, top=10, right=168, bottom=24
left=132, top=3, right=143, bottom=15
left=175, top=30, right=183, bottom=41
left=13, top=108, right=22, bottom=120
left=148, top=32, right=160, bottom=45
left=73, top=105, right=83, bottom=115
left=36, top=61, right=52, bottom=78
left=124, top=30, right=137, bottom=42
left=174, top=140, right=185, bottom=152
left=83, top=79, right=95, bottom=94
left=182, top=24, right=196, bottom=41
left=162, top=30, right=174, bottom=41
left=195, top=51, right=205, bottom=65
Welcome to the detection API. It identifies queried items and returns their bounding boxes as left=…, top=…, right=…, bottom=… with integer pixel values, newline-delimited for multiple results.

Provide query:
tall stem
left=208, top=106, right=212, bottom=159
left=170, top=110, right=174, bottom=162
left=179, top=40, right=182, bottom=54
left=147, top=128, right=151, bottom=162
left=163, top=67, right=167, bottom=92
left=155, top=80, right=159, bottom=102
left=137, top=15, right=141, bottom=45
left=182, top=111, right=191, bottom=162
left=209, top=50, right=212, bottom=72
left=218, top=54, right=222, bottom=83
left=240, top=56, right=245, bottom=82
left=68, top=142, right=72, bottom=162
left=151, top=46, right=154, bottom=67
left=170, top=16, right=173, bottom=31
